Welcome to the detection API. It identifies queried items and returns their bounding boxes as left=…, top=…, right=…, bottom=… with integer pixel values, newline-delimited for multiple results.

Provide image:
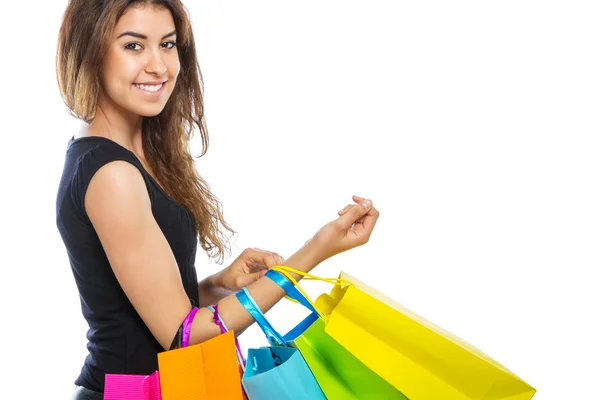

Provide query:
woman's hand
left=310, top=195, right=380, bottom=262
left=214, top=247, right=286, bottom=292
left=198, top=248, right=285, bottom=307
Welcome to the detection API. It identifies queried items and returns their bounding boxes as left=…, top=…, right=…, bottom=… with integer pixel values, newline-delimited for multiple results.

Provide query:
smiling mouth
left=133, top=81, right=166, bottom=93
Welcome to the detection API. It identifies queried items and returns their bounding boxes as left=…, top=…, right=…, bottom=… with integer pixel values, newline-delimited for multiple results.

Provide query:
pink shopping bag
left=104, top=370, right=162, bottom=400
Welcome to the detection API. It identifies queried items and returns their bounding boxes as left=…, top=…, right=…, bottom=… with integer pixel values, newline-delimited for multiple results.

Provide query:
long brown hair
left=56, top=0, right=234, bottom=263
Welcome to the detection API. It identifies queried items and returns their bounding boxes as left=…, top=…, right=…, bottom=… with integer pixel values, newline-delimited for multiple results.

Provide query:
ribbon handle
left=268, top=266, right=354, bottom=318
left=207, top=304, right=247, bottom=369
left=181, top=307, right=199, bottom=348
left=236, top=288, right=288, bottom=347
left=265, top=269, right=321, bottom=316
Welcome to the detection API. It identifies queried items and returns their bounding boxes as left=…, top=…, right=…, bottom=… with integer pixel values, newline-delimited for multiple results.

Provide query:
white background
left=0, top=1, right=598, bottom=399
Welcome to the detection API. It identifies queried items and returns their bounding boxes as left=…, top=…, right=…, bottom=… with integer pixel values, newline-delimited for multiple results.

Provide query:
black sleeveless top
left=55, top=136, right=199, bottom=393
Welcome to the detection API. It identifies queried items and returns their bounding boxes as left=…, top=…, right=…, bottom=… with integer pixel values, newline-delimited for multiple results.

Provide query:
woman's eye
left=161, top=41, right=177, bottom=50
left=125, top=42, right=142, bottom=51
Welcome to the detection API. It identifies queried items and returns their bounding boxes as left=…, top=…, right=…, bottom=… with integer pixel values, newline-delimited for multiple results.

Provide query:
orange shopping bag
left=157, top=329, right=245, bottom=400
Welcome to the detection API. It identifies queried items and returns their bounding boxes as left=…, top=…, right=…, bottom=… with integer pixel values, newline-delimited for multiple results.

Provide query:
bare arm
left=196, top=248, right=287, bottom=308
left=86, top=161, right=377, bottom=349
left=189, top=239, right=324, bottom=342
left=197, top=274, right=234, bottom=308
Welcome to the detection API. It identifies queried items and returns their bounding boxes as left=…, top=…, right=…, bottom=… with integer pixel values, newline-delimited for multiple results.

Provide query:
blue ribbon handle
left=265, top=270, right=320, bottom=315
left=265, top=270, right=323, bottom=341
left=236, top=287, right=288, bottom=347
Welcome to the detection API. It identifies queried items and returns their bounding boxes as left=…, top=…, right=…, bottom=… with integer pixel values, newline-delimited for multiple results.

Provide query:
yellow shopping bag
left=273, top=267, right=537, bottom=400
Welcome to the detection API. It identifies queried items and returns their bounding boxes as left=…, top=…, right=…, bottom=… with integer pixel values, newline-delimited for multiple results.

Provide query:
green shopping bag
left=265, top=270, right=407, bottom=400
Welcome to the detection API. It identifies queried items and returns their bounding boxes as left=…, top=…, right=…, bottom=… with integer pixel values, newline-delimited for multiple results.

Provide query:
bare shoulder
left=85, top=160, right=150, bottom=227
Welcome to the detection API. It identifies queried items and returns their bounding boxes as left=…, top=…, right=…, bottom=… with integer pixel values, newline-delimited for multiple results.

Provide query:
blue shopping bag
left=236, top=288, right=326, bottom=400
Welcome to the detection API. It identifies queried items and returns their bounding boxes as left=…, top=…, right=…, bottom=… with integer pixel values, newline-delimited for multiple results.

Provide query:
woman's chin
left=134, top=105, right=167, bottom=118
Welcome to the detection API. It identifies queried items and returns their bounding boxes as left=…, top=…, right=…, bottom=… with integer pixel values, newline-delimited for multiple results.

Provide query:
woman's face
left=100, top=5, right=180, bottom=118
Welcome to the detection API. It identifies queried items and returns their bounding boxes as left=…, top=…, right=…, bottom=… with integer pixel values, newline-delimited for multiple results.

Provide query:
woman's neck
left=84, top=97, right=145, bottom=156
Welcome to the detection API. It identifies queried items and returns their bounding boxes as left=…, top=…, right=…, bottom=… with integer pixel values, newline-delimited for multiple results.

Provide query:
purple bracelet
left=212, top=304, right=246, bottom=367
left=212, top=304, right=227, bottom=333
left=181, top=307, right=199, bottom=348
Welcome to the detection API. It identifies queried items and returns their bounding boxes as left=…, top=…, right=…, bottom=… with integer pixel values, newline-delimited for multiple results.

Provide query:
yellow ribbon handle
left=270, top=266, right=354, bottom=318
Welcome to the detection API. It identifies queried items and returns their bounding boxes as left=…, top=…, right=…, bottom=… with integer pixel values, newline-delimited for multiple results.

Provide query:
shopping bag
left=274, top=266, right=537, bottom=400
left=207, top=304, right=249, bottom=400
left=265, top=269, right=408, bottom=400
left=157, top=329, right=245, bottom=400
left=244, top=346, right=327, bottom=400
left=104, top=371, right=161, bottom=400
left=236, top=288, right=326, bottom=400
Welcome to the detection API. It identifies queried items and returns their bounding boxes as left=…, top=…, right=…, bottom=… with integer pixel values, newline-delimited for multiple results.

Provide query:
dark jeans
left=71, top=386, right=103, bottom=400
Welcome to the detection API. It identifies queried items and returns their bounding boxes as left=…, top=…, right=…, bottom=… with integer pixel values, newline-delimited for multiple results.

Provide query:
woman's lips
left=133, top=81, right=166, bottom=97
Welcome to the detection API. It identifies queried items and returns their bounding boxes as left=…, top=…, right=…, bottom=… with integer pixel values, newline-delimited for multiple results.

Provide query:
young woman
left=55, top=1, right=379, bottom=399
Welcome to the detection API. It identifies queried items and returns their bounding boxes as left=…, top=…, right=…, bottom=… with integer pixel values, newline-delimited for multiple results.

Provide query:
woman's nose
left=145, top=50, right=167, bottom=76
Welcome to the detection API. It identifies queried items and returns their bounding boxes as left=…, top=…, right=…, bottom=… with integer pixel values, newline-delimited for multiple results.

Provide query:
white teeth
left=135, top=83, right=163, bottom=92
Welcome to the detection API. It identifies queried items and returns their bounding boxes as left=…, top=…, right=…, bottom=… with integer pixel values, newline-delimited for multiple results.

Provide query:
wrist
left=209, top=271, right=229, bottom=291
left=286, top=238, right=327, bottom=273
left=304, top=235, right=333, bottom=264
left=197, top=272, right=234, bottom=307
left=199, top=272, right=221, bottom=293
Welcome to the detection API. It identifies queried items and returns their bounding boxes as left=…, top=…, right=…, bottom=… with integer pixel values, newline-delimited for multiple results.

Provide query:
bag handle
left=265, top=269, right=321, bottom=316
left=269, top=266, right=354, bottom=317
left=236, top=287, right=288, bottom=347
left=181, top=307, right=199, bottom=348
left=272, top=265, right=354, bottom=287
left=207, top=304, right=247, bottom=369
left=168, top=305, right=199, bottom=350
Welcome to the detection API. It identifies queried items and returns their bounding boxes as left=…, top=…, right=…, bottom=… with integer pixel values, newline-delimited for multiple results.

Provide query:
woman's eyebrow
left=117, top=30, right=177, bottom=40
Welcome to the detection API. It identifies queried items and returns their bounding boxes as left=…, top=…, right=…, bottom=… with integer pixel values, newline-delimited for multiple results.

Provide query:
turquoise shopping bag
left=236, top=288, right=326, bottom=400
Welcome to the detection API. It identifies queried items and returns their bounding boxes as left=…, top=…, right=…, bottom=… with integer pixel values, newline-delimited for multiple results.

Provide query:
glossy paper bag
left=157, top=330, right=245, bottom=400
left=316, top=271, right=537, bottom=400
left=104, top=371, right=161, bottom=400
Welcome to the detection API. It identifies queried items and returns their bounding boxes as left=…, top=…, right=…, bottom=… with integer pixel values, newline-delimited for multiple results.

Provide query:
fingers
left=337, top=198, right=374, bottom=229
left=338, top=204, right=353, bottom=216
left=272, top=252, right=285, bottom=266
left=338, top=195, right=367, bottom=216
left=248, top=247, right=285, bottom=269
left=356, top=203, right=380, bottom=239
left=250, top=269, right=268, bottom=280
left=336, top=195, right=380, bottom=243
